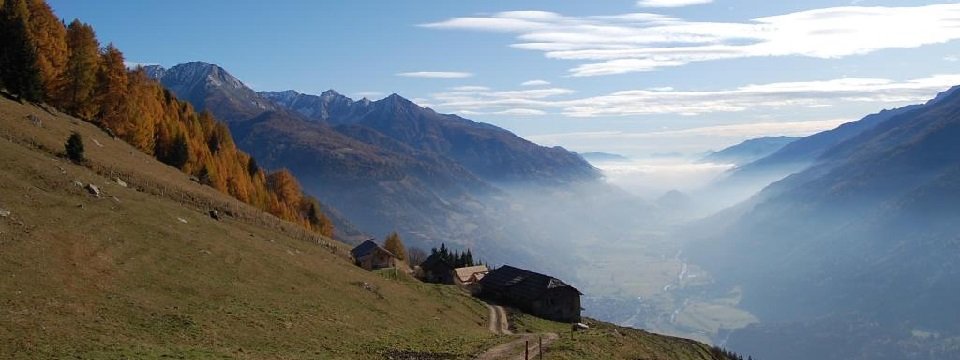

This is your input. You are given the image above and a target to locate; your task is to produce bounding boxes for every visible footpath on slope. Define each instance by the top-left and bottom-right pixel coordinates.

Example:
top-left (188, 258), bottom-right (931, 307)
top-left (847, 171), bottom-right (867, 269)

top-left (476, 304), bottom-right (559, 360)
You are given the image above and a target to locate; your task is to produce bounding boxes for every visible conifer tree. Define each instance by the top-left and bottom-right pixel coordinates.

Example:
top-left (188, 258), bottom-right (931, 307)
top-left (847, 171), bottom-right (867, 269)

top-left (158, 132), bottom-right (189, 169)
top-left (25, 0), bottom-right (67, 98)
top-left (65, 131), bottom-right (84, 163)
top-left (384, 232), bottom-right (406, 261)
top-left (267, 169), bottom-right (302, 208)
top-left (95, 44), bottom-right (128, 131)
top-left (246, 156), bottom-right (260, 177)
top-left (59, 19), bottom-right (98, 118)
top-left (0, 0), bottom-right (43, 102)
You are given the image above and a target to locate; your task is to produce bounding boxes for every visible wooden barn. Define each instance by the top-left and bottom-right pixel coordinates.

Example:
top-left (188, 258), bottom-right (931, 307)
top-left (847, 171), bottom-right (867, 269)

top-left (350, 239), bottom-right (398, 271)
top-left (479, 265), bottom-right (582, 323)
top-left (418, 253), bottom-right (455, 284)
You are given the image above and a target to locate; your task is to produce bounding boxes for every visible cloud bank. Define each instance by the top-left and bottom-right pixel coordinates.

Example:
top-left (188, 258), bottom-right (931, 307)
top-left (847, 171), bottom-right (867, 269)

top-left (427, 74), bottom-right (960, 117)
top-left (423, 4), bottom-right (960, 76)
top-left (636, 0), bottom-right (712, 8)
top-left (396, 71), bottom-right (474, 79)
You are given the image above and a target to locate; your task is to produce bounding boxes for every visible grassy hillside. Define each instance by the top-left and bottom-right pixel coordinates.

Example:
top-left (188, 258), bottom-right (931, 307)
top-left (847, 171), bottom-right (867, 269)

top-left (0, 97), bottom-right (733, 359)
top-left (0, 98), bottom-right (496, 359)
top-left (511, 313), bottom-right (735, 360)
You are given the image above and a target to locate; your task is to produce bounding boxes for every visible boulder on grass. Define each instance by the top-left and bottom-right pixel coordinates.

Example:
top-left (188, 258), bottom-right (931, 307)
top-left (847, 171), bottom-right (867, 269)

top-left (85, 184), bottom-right (101, 198)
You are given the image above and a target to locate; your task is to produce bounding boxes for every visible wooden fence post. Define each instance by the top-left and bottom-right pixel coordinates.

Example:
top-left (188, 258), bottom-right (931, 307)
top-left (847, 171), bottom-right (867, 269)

top-left (525, 340), bottom-right (529, 360)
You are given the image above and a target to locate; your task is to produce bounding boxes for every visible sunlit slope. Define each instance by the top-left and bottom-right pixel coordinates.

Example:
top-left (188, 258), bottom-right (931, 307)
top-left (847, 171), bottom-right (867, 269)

top-left (0, 97), bottom-right (737, 359)
top-left (0, 98), bottom-right (494, 359)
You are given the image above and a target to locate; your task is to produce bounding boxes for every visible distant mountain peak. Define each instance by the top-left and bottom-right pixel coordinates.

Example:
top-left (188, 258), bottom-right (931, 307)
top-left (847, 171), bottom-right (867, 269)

top-left (377, 93), bottom-right (418, 109)
top-left (320, 89), bottom-right (345, 98)
top-left (141, 64), bottom-right (166, 80)
top-left (166, 61), bottom-right (247, 91)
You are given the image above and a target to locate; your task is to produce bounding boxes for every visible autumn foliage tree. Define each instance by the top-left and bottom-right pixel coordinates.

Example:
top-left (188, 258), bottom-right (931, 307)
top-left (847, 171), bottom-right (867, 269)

top-left (384, 232), bottom-right (407, 261)
top-left (25, 0), bottom-right (66, 98)
top-left (0, 0), bottom-right (335, 238)
top-left (58, 19), bottom-right (99, 119)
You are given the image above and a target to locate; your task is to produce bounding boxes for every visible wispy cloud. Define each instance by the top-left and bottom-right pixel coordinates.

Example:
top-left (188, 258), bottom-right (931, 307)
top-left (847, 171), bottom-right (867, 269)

top-left (460, 108), bottom-right (548, 116)
top-left (124, 61), bottom-right (160, 69)
top-left (431, 87), bottom-right (575, 113)
top-left (426, 74), bottom-right (960, 117)
top-left (530, 119), bottom-right (848, 143)
top-left (423, 4), bottom-right (960, 76)
top-left (450, 85), bottom-right (491, 91)
top-left (521, 79), bottom-right (551, 86)
top-left (396, 71), bottom-right (474, 79)
top-left (636, 0), bottom-right (712, 8)
top-left (354, 91), bottom-right (384, 98)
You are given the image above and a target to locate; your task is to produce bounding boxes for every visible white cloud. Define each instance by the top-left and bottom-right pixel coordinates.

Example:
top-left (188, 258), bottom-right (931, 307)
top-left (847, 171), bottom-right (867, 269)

top-left (396, 71), bottom-right (474, 79)
top-left (459, 108), bottom-right (548, 116)
top-left (529, 119), bottom-right (848, 144)
top-left (124, 61), bottom-right (160, 69)
top-left (426, 74), bottom-right (960, 118)
top-left (521, 79), bottom-right (552, 86)
top-left (423, 4), bottom-right (960, 76)
top-left (450, 85), bottom-right (491, 91)
top-left (637, 0), bottom-right (712, 8)
top-left (354, 91), bottom-right (384, 98)
top-left (432, 87), bottom-right (575, 112)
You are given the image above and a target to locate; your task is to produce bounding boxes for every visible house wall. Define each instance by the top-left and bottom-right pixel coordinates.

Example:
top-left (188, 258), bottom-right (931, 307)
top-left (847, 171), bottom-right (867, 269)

top-left (423, 266), bottom-right (454, 284)
top-left (531, 287), bottom-right (581, 323)
top-left (357, 249), bottom-right (396, 270)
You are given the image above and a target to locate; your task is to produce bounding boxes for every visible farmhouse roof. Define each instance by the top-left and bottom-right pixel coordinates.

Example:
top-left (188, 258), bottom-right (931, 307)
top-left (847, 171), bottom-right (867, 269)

top-left (454, 265), bottom-right (489, 282)
top-left (351, 239), bottom-right (395, 259)
top-left (480, 265), bottom-right (581, 302)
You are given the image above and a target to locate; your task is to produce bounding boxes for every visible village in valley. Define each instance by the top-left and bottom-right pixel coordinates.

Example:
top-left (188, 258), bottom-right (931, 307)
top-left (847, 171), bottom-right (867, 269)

top-left (350, 236), bottom-right (583, 324)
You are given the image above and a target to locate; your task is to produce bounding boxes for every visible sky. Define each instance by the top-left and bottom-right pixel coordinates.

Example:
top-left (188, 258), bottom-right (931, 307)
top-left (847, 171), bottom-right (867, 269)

top-left (47, 0), bottom-right (960, 157)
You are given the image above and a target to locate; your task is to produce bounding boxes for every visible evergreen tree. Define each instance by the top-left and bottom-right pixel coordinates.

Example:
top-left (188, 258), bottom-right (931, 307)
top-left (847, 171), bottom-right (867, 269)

top-left (65, 131), bottom-right (84, 163)
top-left (246, 156), bottom-right (259, 177)
top-left (383, 232), bottom-right (406, 261)
top-left (158, 132), bottom-right (189, 169)
top-left (0, 0), bottom-right (43, 102)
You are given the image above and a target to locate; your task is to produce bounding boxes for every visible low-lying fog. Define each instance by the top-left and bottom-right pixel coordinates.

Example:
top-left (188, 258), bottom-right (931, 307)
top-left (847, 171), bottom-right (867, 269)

top-left (590, 157), bottom-right (734, 200)
top-left (484, 155), bottom-right (760, 346)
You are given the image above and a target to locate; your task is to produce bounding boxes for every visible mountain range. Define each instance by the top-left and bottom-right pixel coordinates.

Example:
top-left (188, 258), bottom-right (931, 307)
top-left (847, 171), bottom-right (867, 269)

top-left (686, 86), bottom-right (960, 360)
top-left (699, 136), bottom-right (798, 166)
top-left (143, 62), bottom-right (599, 259)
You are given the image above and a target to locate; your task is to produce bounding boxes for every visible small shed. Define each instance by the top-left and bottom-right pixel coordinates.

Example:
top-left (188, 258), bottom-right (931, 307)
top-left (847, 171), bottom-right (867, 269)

top-left (479, 265), bottom-right (582, 323)
top-left (454, 265), bottom-right (489, 286)
top-left (351, 240), bottom-right (398, 271)
top-left (419, 253), bottom-right (455, 284)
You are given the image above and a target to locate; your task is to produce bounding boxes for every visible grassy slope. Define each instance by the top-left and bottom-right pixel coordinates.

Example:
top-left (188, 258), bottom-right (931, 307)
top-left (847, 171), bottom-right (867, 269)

top-left (0, 97), bottom-right (731, 359)
top-left (512, 313), bottom-right (727, 360)
top-left (0, 98), bottom-right (495, 359)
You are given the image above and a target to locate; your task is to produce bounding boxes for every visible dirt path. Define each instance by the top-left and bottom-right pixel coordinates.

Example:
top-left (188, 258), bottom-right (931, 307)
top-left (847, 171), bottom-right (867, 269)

top-left (475, 333), bottom-right (559, 360)
top-left (479, 304), bottom-right (558, 359)
top-left (486, 304), bottom-right (512, 335)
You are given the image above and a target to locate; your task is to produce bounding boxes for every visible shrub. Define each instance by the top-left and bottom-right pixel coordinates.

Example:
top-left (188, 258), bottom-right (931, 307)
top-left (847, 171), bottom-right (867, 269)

top-left (65, 132), bottom-right (84, 163)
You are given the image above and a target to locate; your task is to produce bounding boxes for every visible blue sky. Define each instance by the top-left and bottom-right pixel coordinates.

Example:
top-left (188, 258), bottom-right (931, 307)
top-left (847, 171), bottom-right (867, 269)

top-left (47, 0), bottom-right (960, 157)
